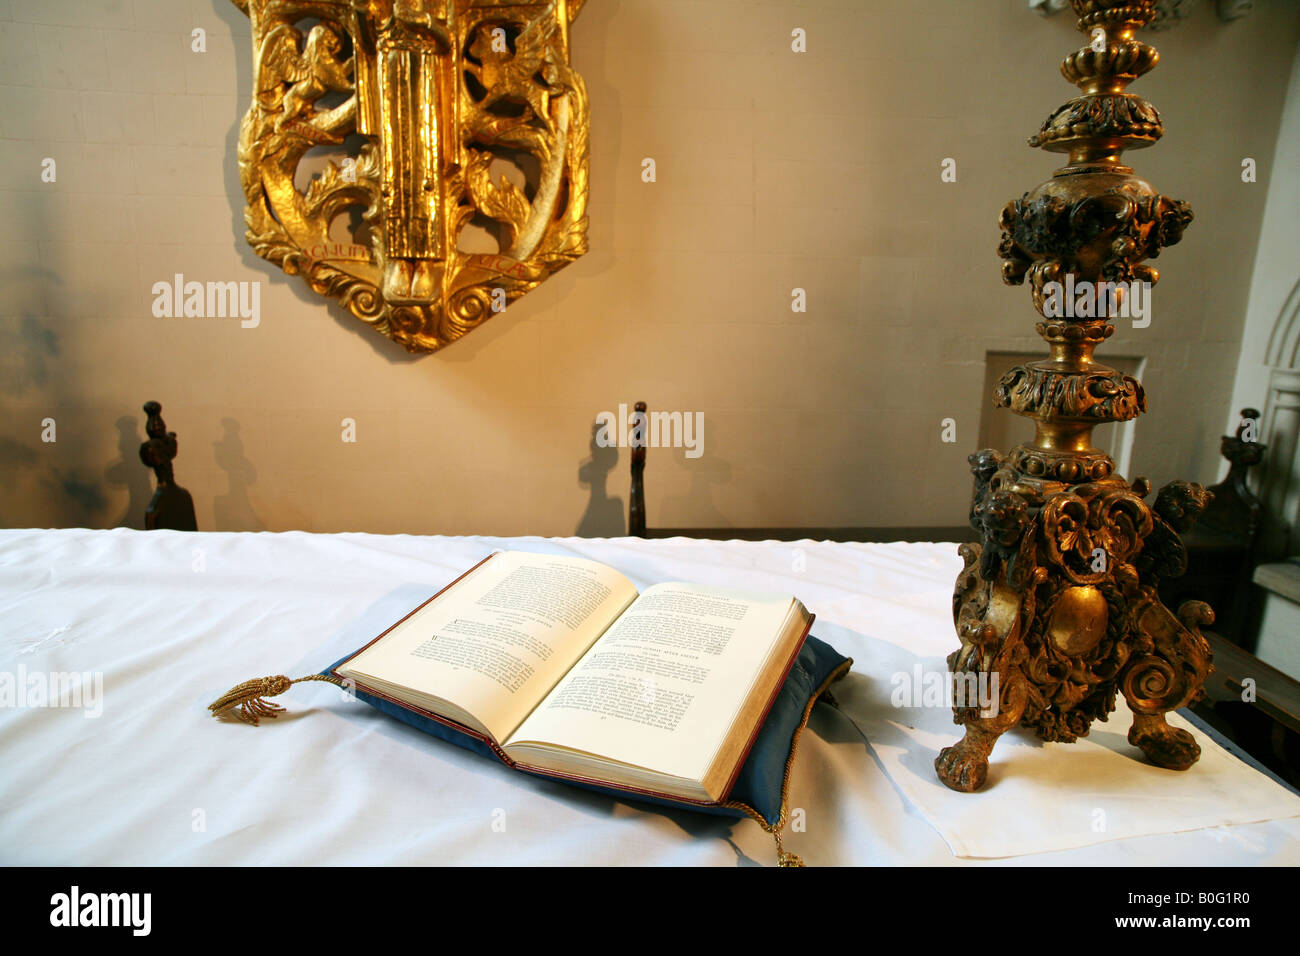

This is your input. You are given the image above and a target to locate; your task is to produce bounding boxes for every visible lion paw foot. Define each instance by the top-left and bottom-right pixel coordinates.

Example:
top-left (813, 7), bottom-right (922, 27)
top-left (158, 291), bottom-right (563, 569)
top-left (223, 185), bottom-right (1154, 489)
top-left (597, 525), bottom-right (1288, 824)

top-left (935, 741), bottom-right (990, 792)
top-left (1129, 722), bottom-right (1201, 771)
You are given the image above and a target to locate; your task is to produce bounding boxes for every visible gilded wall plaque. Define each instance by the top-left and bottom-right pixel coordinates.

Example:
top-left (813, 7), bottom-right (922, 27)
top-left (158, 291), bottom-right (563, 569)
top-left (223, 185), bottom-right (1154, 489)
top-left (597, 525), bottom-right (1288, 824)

top-left (231, 0), bottom-right (590, 352)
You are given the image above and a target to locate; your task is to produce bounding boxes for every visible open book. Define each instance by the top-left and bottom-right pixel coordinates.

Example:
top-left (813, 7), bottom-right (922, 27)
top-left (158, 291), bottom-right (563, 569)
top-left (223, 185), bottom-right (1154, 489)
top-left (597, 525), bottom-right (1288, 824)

top-left (333, 551), bottom-right (815, 804)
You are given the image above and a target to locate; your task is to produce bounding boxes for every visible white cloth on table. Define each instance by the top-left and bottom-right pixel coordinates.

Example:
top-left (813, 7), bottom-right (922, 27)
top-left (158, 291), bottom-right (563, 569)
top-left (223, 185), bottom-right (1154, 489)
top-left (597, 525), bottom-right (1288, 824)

top-left (0, 528), bottom-right (1296, 865)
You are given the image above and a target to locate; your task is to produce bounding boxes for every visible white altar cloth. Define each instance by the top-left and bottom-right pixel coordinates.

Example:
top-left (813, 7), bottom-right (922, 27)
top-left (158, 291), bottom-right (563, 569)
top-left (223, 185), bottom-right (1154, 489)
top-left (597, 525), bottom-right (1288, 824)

top-left (1, 528), bottom-right (1296, 866)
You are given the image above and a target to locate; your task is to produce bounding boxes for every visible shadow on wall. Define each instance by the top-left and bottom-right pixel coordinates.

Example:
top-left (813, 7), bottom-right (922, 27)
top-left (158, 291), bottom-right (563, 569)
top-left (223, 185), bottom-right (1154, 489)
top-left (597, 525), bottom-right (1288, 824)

top-left (0, 314), bottom-right (58, 526)
top-left (0, 437), bottom-right (38, 527)
top-left (575, 419), bottom-right (624, 536)
top-left (660, 456), bottom-right (733, 529)
top-left (2, 314), bottom-right (59, 397)
top-left (1, 312), bottom-right (113, 528)
top-left (40, 468), bottom-right (107, 528)
top-left (213, 417), bottom-right (265, 531)
top-left (104, 416), bottom-right (154, 530)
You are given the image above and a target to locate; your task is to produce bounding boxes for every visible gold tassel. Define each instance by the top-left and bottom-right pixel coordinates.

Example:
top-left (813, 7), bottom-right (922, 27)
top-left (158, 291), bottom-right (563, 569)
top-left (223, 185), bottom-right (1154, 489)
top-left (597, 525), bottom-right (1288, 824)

top-left (207, 673), bottom-right (344, 726)
top-left (773, 828), bottom-right (805, 867)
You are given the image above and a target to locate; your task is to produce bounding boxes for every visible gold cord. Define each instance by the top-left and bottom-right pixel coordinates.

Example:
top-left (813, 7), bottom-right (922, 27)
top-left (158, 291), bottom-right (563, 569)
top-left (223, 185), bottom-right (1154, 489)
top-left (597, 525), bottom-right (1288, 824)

top-left (207, 659), bottom-right (848, 868)
top-left (722, 658), bottom-right (853, 868)
top-left (207, 673), bottom-right (345, 726)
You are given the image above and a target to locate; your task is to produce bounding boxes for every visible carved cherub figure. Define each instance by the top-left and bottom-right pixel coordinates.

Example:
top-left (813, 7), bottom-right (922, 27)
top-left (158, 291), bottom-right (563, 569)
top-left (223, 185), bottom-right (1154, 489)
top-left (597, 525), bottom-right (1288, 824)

top-left (1135, 479), bottom-right (1212, 586)
top-left (257, 23), bottom-right (354, 130)
top-left (966, 448), bottom-right (1001, 529)
top-left (977, 489), bottom-right (1031, 581)
top-left (465, 1), bottom-right (571, 121)
top-left (1153, 480), bottom-right (1212, 534)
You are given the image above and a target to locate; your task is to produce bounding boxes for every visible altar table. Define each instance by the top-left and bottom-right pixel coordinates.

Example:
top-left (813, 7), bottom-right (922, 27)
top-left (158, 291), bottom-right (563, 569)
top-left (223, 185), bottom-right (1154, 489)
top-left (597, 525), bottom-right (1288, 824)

top-left (2, 529), bottom-right (1296, 866)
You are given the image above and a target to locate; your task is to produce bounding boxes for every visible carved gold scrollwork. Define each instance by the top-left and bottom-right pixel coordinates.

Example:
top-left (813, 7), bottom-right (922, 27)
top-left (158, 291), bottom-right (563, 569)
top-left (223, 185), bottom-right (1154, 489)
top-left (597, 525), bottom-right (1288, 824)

top-left (996, 363), bottom-right (1146, 421)
top-left (937, 0), bottom-right (1213, 792)
top-left (999, 185), bottom-right (1194, 314)
top-left (1122, 654), bottom-right (1182, 712)
top-left (1030, 94), bottom-right (1163, 149)
top-left (1037, 483), bottom-right (1154, 583)
top-left (230, 0), bottom-right (590, 353)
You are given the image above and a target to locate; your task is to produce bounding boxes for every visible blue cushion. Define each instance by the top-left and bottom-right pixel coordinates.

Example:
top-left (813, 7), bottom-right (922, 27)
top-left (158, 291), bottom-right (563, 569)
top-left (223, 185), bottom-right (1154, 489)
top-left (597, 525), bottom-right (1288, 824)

top-left (323, 634), bottom-right (850, 827)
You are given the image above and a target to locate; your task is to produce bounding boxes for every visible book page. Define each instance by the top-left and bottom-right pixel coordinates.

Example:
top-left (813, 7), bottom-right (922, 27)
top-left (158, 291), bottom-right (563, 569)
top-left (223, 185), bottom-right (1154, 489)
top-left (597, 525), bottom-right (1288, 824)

top-left (506, 582), bottom-right (796, 783)
top-left (337, 551), bottom-right (639, 743)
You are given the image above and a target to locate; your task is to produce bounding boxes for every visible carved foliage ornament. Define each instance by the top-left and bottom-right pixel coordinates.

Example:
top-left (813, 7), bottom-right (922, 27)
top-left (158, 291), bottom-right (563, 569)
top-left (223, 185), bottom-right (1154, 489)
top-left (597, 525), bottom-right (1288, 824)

top-left (936, 0), bottom-right (1215, 793)
top-left (1030, 0), bottom-right (1254, 25)
top-left (231, 0), bottom-right (590, 352)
